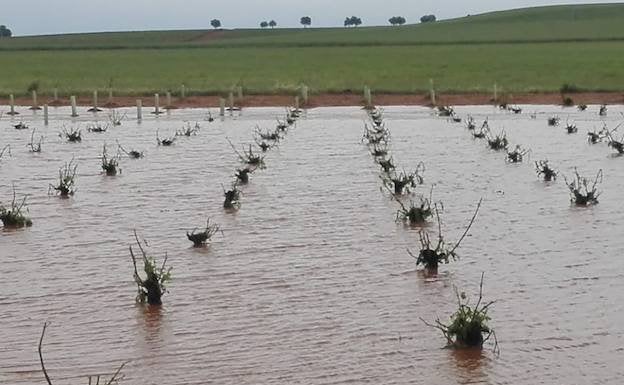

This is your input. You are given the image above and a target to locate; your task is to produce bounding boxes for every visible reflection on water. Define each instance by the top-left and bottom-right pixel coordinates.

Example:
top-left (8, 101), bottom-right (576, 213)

top-left (2, 104), bottom-right (624, 384)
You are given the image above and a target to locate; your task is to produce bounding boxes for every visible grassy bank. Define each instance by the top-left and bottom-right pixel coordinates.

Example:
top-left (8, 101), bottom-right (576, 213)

top-left (1, 42), bottom-right (623, 97)
top-left (1, 4), bottom-right (623, 96)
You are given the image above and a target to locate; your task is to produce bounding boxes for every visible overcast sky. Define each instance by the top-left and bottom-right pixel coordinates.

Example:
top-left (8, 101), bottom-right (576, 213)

top-left (3, 0), bottom-right (621, 36)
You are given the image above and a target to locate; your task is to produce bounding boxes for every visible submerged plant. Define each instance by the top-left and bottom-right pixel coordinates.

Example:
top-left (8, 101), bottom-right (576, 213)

top-left (378, 156), bottom-right (396, 174)
top-left (604, 129), bottom-right (624, 154)
top-left (129, 230), bottom-right (171, 305)
top-left (547, 116), bottom-right (560, 127)
top-left (599, 104), bottom-right (608, 116)
top-left (391, 185), bottom-right (436, 225)
top-left (117, 140), bottom-right (144, 159)
top-left (49, 159), bottom-right (77, 197)
top-left (0, 187), bottom-right (32, 228)
top-left (255, 139), bottom-right (276, 152)
top-left (370, 144), bottom-right (389, 158)
top-left (437, 106), bottom-right (454, 117)
top-left (506, 145), bottom-right (530, 163)
top-left (228, 138), bottom-right (265, 169)
top-left (235, 167), bottom-right (253, 184)
top-left (472, 120), bottom-right (489, 139)
top-left (223, 184), bottom-right (241, 209)
top-left (109, 110), bottom-right (126, 126)
top-left (509, 106), bottom-right (522, 114)
top-left (186, 218), bottom-right (222, 247)
top-left (363, 124), bottom-right (389, 145)
top-left (421, 273), bottom-right (498, 353)
top-left (587, 128), bottom-right (605, 144)
top-left (156, 129), bottom-right (176, 146)
top-left (255, 126), bottom-right (281, 142)
top-left (578, 104), bottom-right (588, 111)
top-left (486, 130), bottom-right (508, 151)
top-left (535, 160), bottom-right (557, 181)
top-left (101, 144), bottom-right (120, 176)
top-left (384, 166), bottom-right (425, 195)
top-left (176, 122), bottom-right (200, 137)
top-left (466, 116), bottom-right (476, 130)
top-left (27, 129), bottom-right (43, 153)
top-left (60, 126), bottom-right (82, 142)
top-left (564, 168), bottom-right (602, 206)
top-left (87, 123), bottom-right (108, 133)
top-left (14, 122), bottom-right (29, 130)
top-left (565, 122), bottom-right (578, 134)
top-left (407, 198), bottom-right (482, 272)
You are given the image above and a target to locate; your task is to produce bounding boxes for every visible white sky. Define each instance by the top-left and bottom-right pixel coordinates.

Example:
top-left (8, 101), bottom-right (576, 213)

top-left (2, 0), bottom-right (622, 36)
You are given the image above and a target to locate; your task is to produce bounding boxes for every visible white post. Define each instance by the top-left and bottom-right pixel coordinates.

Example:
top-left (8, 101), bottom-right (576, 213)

top-left (44, 104), bottom-right (49, 125)
top-left (31, 91), bottom-right (41, 110)
top-left (301, 85), bottom-right (309, 106)
top-left (494, 83), bottom-right (498, 103)
top-left (53, 88), bottom-right (59, 102)
top-left (295, 96), bottom-right (300, 110)
top-left (90, 90), bottom-right (99, 111)
top-left (108, 88), bottom-right (113, 104)
top-left (228, 92), bottom-right (234, 114)
top-left (8, 94), bottom-right (18, 115)
top-left (166, 92), bottom-right (172, 108)
top-left (430, 79), bottom-right (436, 106)
top-left (154, 93), bottom-right (160, 114)
top-left (236, 86), bottom-right (243, 100)
top-left (364, 86), bottom-right (372, 108)
top-left (181, 84), bottom-right (186, 99)
top-left (70, 96), bottom-right (78, 117)
top-left (137, 99), bottom-right (143, 121)
top-left (219, 98), bottom-right (225, 116)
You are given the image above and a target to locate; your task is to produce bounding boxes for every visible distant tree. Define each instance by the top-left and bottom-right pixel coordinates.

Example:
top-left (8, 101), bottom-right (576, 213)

top-left (260, 21), bottom-right (269, 28)
top-left (0, 25), bottom-right (12, 38)
top-left (389, 16), bottom-right (406, 26)
top-left (300, 16), bottom-right (312, 28)
top-left (269, 20), bottom-right (277, 28)
top-left (420, 15), bottom-right (436, 23)
top-left (210, 19), bottom-right (222, 29)
top-left (344, 16), bottom-right (362, 27)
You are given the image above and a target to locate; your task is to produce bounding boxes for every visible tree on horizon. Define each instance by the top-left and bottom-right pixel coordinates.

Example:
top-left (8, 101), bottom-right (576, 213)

top-left (0, 25), bottom-right (12, 37)
top-left (300, 16), bottom-right (312, 28)
top-left (210, 19), bottom-right (222, 29)
top-left (260, 21), bottom-right (269, 28)
top-left (269, 20), bottom-right (277, 28)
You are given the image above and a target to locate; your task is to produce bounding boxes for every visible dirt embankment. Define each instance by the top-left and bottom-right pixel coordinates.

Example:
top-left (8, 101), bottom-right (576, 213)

top-left (2, 92), bottom-right (623, 109)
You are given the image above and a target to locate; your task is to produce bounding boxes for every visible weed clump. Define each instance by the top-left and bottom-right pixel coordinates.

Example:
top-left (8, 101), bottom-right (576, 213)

top-left (60, 127), bottom-right (82, 142)
top-left (421, 273), bottom-right (498, 353)
top-left (407, 199), bottom-right (481, 272)
top-left (187, 218), bottom-right (221, 247)
top-left (564, 168), bottom-right (602, 206)
top-left (506, 145), bottom-right (530, 163)
top-left (49, 159), bottom-right (77, 197)
top-left (223, 184), bottom-right (241, 210)
top-left (535, 160), bottom-right (557, 181)
top-left (129, 230), bottom-right (171, 305)
top-left (0, 187), bottom-right (32, 228)
top-left (101, 144), bottom-right (120, 176)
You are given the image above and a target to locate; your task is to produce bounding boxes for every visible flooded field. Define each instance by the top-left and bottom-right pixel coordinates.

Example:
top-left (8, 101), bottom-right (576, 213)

top-left (1, 104), bottom-right (624, 385)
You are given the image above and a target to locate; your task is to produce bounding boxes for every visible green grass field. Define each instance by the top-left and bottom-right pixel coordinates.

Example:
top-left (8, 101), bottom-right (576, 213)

top-left (1, 4), bottom-right (624, 96)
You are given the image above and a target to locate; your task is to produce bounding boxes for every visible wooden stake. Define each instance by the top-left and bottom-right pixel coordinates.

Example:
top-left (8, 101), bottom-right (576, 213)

top-left (70, 96), bottom-right (78, 117)
top-left (136, 99), bottom-right (143, 121)
top-left (44, 104), bottom-right (49, 125)
top-left (8, 94), bottom-right (18, 115)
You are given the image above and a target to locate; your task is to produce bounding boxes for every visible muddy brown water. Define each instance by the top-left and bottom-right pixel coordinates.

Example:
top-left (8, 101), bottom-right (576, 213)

top-left (1, 105), bottom-right (623, 384)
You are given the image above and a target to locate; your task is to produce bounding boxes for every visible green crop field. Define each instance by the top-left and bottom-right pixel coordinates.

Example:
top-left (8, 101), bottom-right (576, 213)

top-left (1, 4), bottom-right (624, 97)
